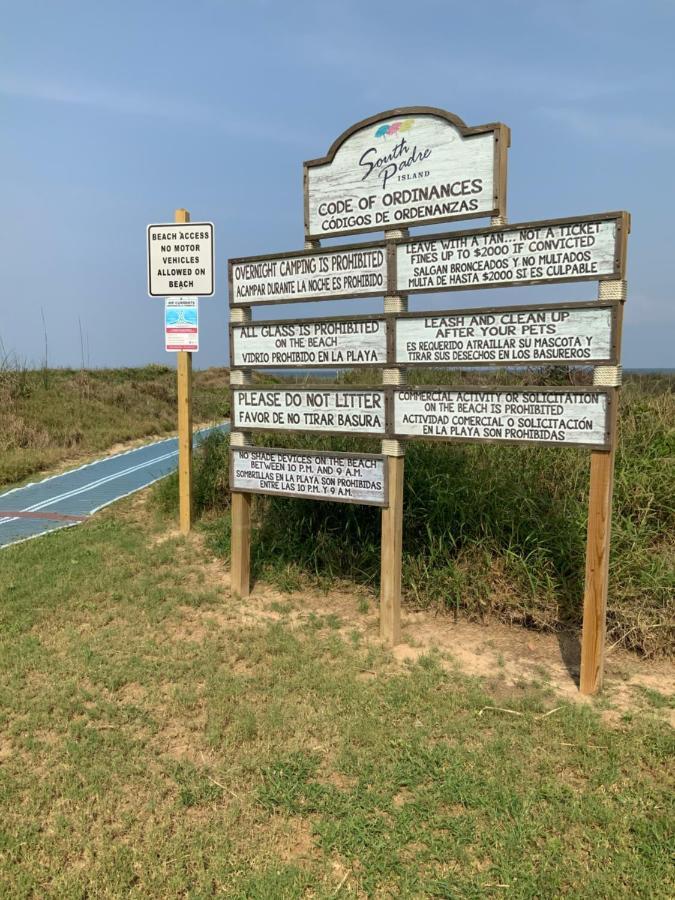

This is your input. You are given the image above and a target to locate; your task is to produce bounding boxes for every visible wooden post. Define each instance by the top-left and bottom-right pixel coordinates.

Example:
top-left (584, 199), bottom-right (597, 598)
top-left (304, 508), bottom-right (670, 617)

top-left (380, 228), bottom-right (408, 646)
top-left (229, 302), bottom-right (254, 598)
top-left (579, 280), bottom-right (626, 694)
top-left (380, 453), bottom-right (404, 645)
top-left (230, 489), bottom-right (252, 597)
top-left (174, 208), bottom-right (194, 534)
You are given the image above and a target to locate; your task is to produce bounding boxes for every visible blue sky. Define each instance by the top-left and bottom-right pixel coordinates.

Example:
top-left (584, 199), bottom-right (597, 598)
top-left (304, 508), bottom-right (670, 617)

top-left (2, 0), bottom-right (674, 369)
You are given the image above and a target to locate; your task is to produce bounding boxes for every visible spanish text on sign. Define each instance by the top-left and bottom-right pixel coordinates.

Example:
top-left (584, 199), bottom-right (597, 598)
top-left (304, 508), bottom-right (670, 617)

top-left (396, 215), bottom-right (623, 293)
top-left (231, 447), bottom-right (387, 506)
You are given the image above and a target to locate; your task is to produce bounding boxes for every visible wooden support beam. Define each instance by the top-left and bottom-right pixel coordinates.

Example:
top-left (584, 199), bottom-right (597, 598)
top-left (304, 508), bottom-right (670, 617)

top-left (580, 282), bottom-right (625, 694)
top-left (230, 489), bottom-right (252, 598)
top-left (380, 454), bottom-right (404, 645)
top-left (175, 207), bottom-right (193, 534)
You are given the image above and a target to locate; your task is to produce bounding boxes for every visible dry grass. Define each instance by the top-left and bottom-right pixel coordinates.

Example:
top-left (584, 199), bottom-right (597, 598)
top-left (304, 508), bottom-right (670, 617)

top-left (0, 362), bottom-right (229, 487)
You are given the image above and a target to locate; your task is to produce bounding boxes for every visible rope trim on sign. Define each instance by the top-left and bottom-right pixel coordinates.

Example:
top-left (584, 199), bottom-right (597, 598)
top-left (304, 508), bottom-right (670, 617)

top-left (593, 365), bottom-right (622, 387)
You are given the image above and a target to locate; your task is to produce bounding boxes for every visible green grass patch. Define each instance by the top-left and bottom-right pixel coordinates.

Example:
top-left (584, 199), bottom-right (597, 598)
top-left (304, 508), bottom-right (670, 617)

top-left (0, 505), bottom-right (673, 896)
top-left (165, 372), bottom-right (674, 656)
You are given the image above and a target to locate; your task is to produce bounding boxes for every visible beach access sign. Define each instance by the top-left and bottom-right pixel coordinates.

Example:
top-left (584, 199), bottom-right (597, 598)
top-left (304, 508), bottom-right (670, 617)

top-left (147, 222), bottom-right (214, 296)
top-left (304, 107), bottom-right (508, 239)
top-left (230, 447), bottom-right (387, 506)
top-left (165, 298), bottom-right (199, 352)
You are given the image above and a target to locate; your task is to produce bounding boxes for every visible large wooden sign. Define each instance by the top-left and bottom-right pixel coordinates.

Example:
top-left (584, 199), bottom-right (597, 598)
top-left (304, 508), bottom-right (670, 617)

top-left (396, 212), bottom-right (628, 294)
top-left (229, 243), bottom-right (386, 306)
top-left (230, 446), bottom-right (387, 506)
top-left (304, 107), bottom-right (509, 239)
top-left (232, 387), bottom-right (387, 435)
top-left (227, 102), bottom-right (631, 696)
top-left (393, 387), bottom-right (611, 449)
top-left (231, 316), bottom-right (387, 368)
top-left (395, 301), bottom-right (617, 367)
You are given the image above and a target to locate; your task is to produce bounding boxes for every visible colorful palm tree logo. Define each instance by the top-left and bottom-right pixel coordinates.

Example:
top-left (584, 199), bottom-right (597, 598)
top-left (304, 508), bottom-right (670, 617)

top-left (374, 119), bottom-right (415, 138)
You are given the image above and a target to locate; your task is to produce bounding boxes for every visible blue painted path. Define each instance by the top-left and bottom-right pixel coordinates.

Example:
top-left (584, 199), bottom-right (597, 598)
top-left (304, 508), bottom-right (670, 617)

top-left (0, 424), bottom-right (229, 549)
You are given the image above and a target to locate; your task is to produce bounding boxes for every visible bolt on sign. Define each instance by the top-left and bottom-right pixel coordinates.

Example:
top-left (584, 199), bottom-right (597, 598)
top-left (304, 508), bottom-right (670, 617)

top-left (304, 107), bottom-right (509, 239)
top-left (395, 212), bottom-right (627, 294)
top-left (231, 316), bottom-right (387, 368)
top-left (232, 387), bottom-right (387, 435)
top-left (230, 447), bottom-right (387, 506)
top-left (229, 243), bottom-right (386, 306)
top-left (147, 222), bottom-right (214, 296)
top-left (394, 302), bottom-right (617, 367)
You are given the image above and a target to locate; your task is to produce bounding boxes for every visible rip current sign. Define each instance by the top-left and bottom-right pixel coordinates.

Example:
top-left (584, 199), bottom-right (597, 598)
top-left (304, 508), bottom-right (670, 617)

top-left (148, 222), bottom-right (214, 296)
top-left (165, 297), bottom-right (199, 352)
top-left (304, 107), bottom-right (509, 239)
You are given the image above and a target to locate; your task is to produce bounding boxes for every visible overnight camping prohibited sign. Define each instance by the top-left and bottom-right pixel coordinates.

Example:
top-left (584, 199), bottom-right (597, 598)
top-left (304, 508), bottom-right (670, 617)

top-left (148, 222), bottom-right (214, 296)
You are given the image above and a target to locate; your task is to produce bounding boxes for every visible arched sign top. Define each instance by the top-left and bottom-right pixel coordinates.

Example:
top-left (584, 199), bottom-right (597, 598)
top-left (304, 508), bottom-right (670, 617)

top-left (303, 107), bottom-right (510, 241)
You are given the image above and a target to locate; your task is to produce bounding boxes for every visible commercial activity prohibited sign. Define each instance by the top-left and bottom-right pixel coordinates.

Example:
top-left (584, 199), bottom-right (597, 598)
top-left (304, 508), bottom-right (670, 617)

top-left (148, 222), bottom-right (214, 297)
top-left (392, 387), bottom-right (612, 450)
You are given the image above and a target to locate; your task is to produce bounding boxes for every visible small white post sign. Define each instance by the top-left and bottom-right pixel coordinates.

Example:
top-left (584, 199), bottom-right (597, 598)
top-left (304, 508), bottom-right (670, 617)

top-left (304, 107), bottom-right (508, 239)
top-left (230, 447), bottom-right (387, 506)
top-left (229, 245), bottom-right (386, 306)
top-left (231, 318), bottom-right (387, 368)
top-left (148, 222), bottom-right (214, 297)
top-left (396, 213), bottom-right (626, 294)
top-left (395, 303), bottom-right (616, 366)
top-left (232, 388), bottom-right (386, 435)
top-left (165, 297), bottom-right (199, 352)
top-left (393, 387), bottom-right (611, 449)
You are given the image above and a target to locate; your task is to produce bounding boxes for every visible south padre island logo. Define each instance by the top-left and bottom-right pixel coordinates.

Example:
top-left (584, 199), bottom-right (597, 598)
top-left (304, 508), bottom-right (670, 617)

top-left (374, 118), bottom-right (415, 138)
top-left (360, 118), bottom-right (431, 190)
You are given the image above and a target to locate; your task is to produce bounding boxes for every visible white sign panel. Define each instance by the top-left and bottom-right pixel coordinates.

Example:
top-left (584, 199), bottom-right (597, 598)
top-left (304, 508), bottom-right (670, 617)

top-left (305, 110), bottom-right (506, 238)
top-left (232, 318), bottom-right (387, 368)
top-left (231, 447), bottom-right (387, 506)
top-left (396, 215), bottom-right (623, 294)
top-left (230, 245), bottom-right (386, 306)
top-left (394, 388), bottom-right (610, 448)
top-left (165, 297), bottom-right (199, 352)
top-left (232, 388), bottom-right (386, 435)
top-left (396, 303), bottom-right (616, 366)
top-left (148, 222), bottom-right (214, 297)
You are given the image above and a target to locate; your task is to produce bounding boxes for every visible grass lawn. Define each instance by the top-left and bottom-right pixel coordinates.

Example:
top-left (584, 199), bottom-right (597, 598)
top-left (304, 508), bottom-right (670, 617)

top-left (0, 497), bottom-right (672, 898)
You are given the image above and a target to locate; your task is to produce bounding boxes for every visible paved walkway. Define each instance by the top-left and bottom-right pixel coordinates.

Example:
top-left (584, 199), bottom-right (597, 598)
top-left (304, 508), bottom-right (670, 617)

top-left (0, 424), bottom-right (229, 549)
